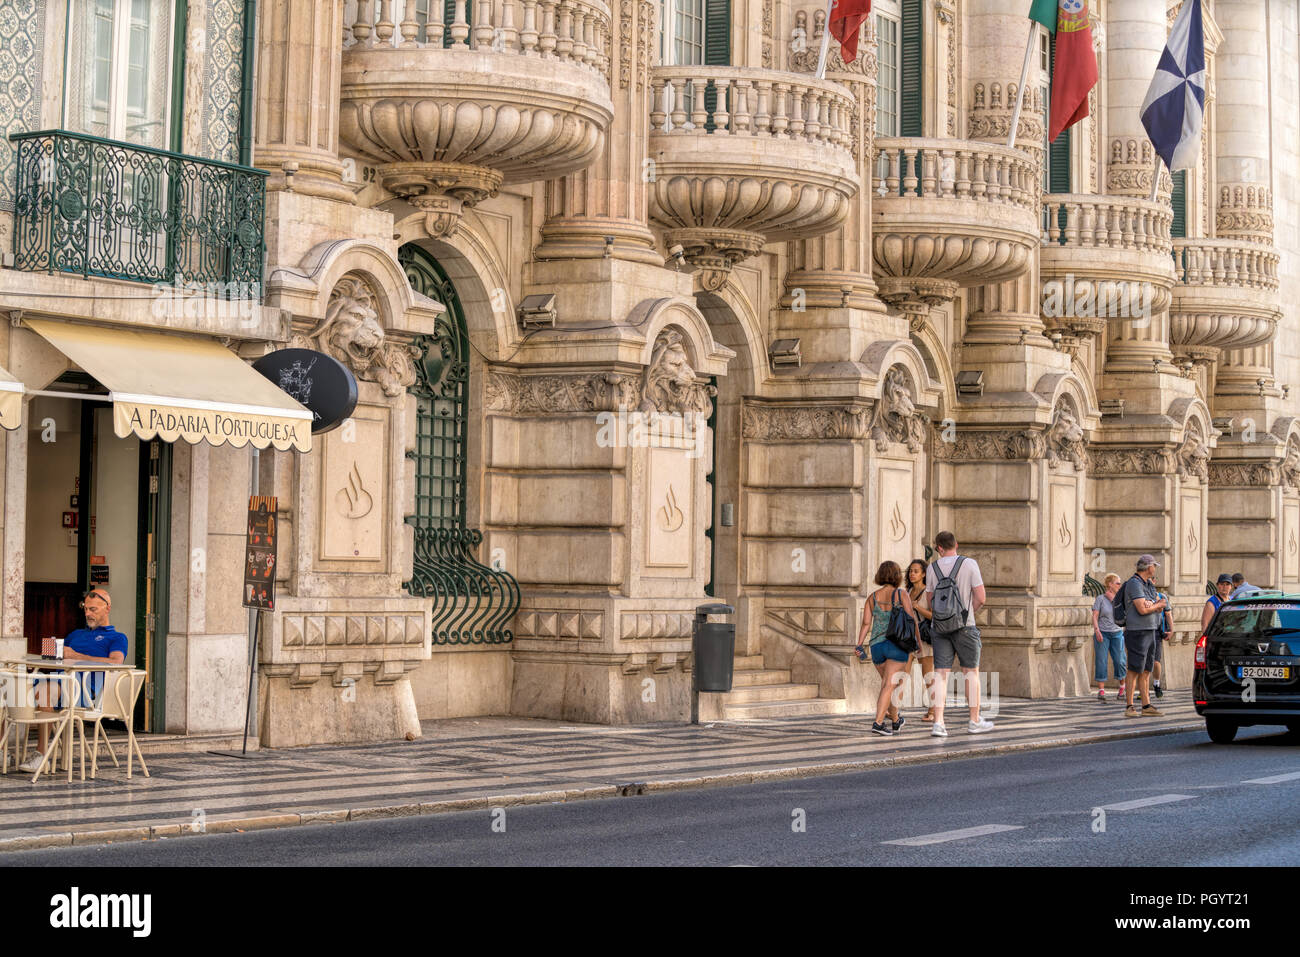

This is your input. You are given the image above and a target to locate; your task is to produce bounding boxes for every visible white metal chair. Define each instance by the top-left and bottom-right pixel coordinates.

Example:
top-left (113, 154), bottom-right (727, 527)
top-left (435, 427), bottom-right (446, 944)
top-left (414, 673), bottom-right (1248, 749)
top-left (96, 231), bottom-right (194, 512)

top-left (1, 671), bottom-right (81, 783)
top-left (72, 669), bottom-right (148, 778)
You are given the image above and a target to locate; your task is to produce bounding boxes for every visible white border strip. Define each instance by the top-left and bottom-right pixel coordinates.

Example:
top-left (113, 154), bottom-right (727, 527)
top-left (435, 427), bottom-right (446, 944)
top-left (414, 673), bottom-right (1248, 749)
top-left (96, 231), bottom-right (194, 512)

top-left (112, 392), bottom-right (313, 422)
top-left (0, 380), bottom-right (22, 394)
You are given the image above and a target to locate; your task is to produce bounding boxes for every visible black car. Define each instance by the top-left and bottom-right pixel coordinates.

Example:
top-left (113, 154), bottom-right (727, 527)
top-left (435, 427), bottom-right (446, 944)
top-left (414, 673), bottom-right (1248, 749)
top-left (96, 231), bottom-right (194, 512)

top-left (1194, 593), bottom-right (1300, 743)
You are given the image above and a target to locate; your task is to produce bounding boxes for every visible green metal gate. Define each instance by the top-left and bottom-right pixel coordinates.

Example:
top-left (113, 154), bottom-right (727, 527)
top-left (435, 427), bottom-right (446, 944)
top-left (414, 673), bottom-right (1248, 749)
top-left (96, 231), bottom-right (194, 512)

top-left (399, 244), bottom-right (520, 644)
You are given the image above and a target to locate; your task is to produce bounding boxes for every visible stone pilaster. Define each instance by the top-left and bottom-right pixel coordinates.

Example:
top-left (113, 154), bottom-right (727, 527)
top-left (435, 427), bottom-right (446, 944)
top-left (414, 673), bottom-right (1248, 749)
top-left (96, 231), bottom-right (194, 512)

top-left (254, 0), bottom-right (354, 203)
top-left (533, 0), bottom-right (660, 263)
top-left (1105, 0), bottom-right (1172, 200)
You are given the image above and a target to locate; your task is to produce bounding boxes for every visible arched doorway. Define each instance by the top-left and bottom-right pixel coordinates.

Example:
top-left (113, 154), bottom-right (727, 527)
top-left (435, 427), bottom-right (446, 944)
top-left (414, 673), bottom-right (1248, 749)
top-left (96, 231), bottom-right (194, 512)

top-left (397, 243), bottom-right (520, 644)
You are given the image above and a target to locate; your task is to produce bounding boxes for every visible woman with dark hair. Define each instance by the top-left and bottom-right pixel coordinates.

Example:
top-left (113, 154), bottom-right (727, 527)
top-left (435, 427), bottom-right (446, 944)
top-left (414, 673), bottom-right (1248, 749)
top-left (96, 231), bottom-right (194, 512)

top-left (906, 558), bottom-right (937, 722)
top-left (855, 560), bottom-right (920, 736)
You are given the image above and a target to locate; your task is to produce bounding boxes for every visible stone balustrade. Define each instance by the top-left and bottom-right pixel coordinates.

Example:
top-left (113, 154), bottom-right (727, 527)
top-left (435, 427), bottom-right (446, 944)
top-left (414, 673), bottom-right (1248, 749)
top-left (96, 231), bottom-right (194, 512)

top-left (869, 137), bottom-right (1040, 310)
top-left (1173, 238), bottom-right (1279, 290)
top-left (646, 66), bottom-right (859, 290)
top-left (648, 67), bottom-right (855, 155)
top-left (339, 0), bottom-right (614, 235)
top-left (1038, 194), bottom-right (1176, 326)
top-left (1169, 237), bottom-right (1281, 361)
top-left (1042, 194), bottom-right (1172, 253)
top-left (873, 137), bottom-right (1038, 210)
top-left (344, 0), bottom-right (610, 72)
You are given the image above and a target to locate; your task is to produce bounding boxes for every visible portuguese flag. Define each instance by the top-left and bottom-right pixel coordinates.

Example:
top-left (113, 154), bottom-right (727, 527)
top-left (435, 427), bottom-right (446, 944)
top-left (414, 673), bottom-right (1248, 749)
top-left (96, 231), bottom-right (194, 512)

top-left (829, 0), bottom-right (872, 64)
top-left (1031, 0), bottom-right (1098, 142)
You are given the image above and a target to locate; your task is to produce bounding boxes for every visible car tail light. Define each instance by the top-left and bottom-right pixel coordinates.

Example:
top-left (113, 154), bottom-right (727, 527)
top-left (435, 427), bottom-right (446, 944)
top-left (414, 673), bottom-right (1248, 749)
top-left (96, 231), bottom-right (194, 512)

top-left (1194, 634), bottom-right (1208, 669)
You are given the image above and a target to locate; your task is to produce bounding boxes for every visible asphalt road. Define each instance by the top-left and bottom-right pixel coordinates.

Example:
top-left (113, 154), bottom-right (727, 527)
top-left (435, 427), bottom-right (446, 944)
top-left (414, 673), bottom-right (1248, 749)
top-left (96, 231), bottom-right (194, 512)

top-left (6, 726), bottom-right (1299, 866)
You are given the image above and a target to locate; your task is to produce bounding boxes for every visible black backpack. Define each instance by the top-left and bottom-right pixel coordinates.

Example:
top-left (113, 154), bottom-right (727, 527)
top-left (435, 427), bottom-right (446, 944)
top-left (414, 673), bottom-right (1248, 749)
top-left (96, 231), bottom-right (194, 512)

top-left (930, 556), bottom-right (969, 635)
top-left (1112, 574), bottom-right (1142, 628)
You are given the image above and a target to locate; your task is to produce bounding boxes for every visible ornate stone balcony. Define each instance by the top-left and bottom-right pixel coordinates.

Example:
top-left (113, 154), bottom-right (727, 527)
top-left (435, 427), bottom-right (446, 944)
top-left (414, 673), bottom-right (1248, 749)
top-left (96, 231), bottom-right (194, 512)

top-left (870, 138), bottom-right (1039, 314)
top-left (339, 0), bottom-right (613, 235)
top-left (1039, 195), bottom-right (1175, 343)
top-left (1169, 238), bottom-right (1280, 362)
top-left (647, 67), bottom-right (859, 290)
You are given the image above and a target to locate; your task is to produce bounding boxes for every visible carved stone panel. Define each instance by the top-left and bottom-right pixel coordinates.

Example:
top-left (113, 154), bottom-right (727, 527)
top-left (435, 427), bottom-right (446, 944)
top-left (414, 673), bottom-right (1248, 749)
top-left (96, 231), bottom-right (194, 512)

top-left (320, 405), bottom-right (388, 563)
top-left (1179, 490), bottom-right (1202, 582)
top-left (1285, 502), bottom-right (1300, 582)
top-left (877, 464), bottom-right (914, 567)
top-left (1048, 482), bottom-right (1077, 578)
top-left (644, 447), bottom-right (693, 572)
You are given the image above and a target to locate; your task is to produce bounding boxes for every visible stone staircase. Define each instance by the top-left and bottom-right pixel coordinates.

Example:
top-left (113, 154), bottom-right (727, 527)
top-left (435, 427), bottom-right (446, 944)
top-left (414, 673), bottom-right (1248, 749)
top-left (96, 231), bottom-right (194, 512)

top-left (718, 654), bottom-right (848, 720)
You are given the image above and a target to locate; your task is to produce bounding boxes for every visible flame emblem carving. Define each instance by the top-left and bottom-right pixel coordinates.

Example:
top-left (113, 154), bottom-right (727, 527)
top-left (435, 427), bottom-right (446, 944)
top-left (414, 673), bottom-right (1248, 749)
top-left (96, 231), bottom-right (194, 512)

top-left (336, 462), bottom-right (374, 519)
top-left (888, 502), bottom-right (907, 542)
top-left (1056, 512), bottom-right (1072, 547)
top-left (1289, 526), bottom-right (1297, 556)
top-left (658, 484), bottom-right (685, 532)
top-left (1186, 520), bottom-right (1198, 553)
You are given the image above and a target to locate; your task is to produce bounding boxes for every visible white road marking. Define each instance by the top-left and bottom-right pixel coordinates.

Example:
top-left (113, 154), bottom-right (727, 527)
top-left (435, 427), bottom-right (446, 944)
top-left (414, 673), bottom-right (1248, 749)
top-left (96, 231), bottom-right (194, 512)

top-left (1242, 771), bottom-right (1300, 785)
top-left (1096, 794), bottom-right (1194, 811)
top-left (883, 824), bottom-right (1024, 846)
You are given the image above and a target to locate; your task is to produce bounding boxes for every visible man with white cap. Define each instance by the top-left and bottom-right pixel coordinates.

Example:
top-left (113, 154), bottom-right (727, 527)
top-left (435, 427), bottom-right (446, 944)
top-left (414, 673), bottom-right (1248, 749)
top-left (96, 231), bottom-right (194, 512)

top-left (1119, 555), bottom-right (1167, 718)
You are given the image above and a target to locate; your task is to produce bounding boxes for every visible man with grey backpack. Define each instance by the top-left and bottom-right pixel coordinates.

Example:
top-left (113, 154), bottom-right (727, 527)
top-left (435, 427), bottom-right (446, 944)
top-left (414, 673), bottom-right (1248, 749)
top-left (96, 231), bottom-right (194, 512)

top-left (925, 531), bottom-right (993, 737)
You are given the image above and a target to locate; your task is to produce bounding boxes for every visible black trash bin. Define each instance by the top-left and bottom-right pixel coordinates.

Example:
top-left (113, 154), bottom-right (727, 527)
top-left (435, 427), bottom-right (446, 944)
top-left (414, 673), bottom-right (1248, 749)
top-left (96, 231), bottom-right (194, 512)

top-left (693, 602), bottom-right (735, 693)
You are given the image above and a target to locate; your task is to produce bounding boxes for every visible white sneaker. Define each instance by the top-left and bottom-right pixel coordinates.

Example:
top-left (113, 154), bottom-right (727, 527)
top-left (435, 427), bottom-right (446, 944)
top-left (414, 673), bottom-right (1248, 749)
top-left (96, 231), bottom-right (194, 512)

top-left (968, 717), bottom-right (995, 734)
top-left (18, 752), bottom-right (45, 773)
top-left (930, 723), bottom-right (948, 737)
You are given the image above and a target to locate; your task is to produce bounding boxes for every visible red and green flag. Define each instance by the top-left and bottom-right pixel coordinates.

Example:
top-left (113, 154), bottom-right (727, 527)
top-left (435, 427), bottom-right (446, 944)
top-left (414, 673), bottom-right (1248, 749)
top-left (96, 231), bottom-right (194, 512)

top-left (1031, 0), bottom-right (1098, 142)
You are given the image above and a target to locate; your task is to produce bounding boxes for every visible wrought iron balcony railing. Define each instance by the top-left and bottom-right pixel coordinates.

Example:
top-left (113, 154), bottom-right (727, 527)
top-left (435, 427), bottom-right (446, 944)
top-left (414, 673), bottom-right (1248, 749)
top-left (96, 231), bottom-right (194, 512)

top-left (9, 130), bottom-right (267, 290)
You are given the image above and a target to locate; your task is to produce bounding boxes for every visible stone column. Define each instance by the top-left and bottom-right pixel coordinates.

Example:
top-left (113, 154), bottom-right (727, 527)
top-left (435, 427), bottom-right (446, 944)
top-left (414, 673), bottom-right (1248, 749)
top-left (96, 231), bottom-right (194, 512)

top-left (1213, 0), bottom-right (1277, 397)
top-left (253, 0), bottom-right (354, 203)
top-left (1105, 0), bottom-right (1170, 200)
top-left (532, 0), bottom-right (660, 263)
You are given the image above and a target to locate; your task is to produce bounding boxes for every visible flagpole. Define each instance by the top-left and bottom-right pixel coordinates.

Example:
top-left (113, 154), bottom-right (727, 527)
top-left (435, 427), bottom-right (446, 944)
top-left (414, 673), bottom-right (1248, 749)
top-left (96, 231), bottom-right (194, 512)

top-left (1148, 154), bottom-right (1163, 203)
top-left (1007, 22), bottom-right (1038, 150)
top-left (814, 0), bottom-right (834, 80)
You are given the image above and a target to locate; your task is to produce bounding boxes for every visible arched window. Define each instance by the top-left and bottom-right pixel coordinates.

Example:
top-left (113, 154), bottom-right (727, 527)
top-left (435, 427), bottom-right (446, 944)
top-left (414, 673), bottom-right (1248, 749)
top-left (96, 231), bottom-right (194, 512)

top-left (399, 243), bottom-right (519, 645)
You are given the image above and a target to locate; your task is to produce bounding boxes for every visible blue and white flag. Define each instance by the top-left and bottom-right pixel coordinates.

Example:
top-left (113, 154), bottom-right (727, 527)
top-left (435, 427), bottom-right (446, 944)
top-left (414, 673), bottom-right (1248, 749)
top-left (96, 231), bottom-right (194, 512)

top-left (1141, 0), bottom-right (1205, 171)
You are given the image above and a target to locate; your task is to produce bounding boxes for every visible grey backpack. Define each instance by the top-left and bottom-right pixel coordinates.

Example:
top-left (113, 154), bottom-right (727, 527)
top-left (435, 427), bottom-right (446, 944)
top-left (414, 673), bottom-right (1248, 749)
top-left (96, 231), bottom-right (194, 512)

top-left (930, 556), bottom-right (968, 635)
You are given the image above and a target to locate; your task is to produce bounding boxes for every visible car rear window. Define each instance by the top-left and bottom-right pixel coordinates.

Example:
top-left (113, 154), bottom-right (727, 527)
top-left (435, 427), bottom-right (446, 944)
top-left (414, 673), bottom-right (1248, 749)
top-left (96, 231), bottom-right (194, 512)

top-left (1209, 603), bottom-right (1300, 638)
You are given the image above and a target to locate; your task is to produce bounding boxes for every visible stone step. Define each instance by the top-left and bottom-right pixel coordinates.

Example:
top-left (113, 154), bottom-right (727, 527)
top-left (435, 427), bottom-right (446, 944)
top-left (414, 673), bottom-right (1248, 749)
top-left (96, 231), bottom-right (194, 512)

top-left (721, 697), bottom-right (849, 720)
top-left (733, 655), bottom-right (766, 670)
top-left (731, 668), bottom-right (792, 688)
top-left (722, 682), bottom-right (823, 704)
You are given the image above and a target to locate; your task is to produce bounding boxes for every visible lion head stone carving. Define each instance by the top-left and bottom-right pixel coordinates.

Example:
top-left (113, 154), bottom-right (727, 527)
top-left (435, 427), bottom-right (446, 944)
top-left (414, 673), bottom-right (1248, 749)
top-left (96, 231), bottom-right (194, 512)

top-left (871, 367), bottom-right (926, 453)
top-left (641, 329), bottom-right (709, 415)
top-left (306, 276), bottom-right (416, 397)
top-left (1047, 404), bottom-right (1088, 470)
top-left (1176, 421), bottom-right (1211, 481)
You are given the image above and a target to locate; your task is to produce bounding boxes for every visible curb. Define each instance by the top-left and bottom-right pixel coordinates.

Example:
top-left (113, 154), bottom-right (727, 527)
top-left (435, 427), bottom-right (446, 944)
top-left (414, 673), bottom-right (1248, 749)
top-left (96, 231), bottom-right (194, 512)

top-left (0, 720), bottom-right (1204, 854)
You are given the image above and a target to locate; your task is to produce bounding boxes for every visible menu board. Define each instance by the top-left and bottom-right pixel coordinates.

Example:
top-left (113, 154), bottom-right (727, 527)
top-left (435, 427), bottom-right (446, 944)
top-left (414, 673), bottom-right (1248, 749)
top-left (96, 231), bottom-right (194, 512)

top-left (243, 496), bottom-right (278, 610)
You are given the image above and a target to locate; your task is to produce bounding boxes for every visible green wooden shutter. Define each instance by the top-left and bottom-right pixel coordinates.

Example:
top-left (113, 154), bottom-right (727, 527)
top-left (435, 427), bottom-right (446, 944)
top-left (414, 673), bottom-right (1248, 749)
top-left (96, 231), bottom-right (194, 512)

top-left (1047, 32), bottom-right (1070, 194)
top-left (1171, 169), bottom-right (1187, 238)
top-left (444, 0), bottom-right (473, 47)
top-left (703, 0), bottom-right (730, 130)
top-left (900, 0), bottom-right (923, 136)
top-left (704, 0), bottom-right (730, 65)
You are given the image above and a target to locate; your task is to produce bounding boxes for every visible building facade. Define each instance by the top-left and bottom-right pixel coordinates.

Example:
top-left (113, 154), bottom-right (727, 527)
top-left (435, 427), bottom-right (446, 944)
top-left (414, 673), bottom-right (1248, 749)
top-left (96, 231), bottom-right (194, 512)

top-left (0, 0), bottom-right (1295, 744)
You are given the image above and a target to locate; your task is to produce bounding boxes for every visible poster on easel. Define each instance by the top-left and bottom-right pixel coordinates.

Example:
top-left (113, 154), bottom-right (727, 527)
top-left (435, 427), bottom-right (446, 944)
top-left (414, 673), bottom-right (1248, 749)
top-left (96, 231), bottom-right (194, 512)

top-left (243, 495), bottom-right (278, 610)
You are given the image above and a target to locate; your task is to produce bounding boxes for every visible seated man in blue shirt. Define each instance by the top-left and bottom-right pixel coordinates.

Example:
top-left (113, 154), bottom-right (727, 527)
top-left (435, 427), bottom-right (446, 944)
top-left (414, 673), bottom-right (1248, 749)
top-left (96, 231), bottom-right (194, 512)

top-left (20, 588), bottom-right (129, 773)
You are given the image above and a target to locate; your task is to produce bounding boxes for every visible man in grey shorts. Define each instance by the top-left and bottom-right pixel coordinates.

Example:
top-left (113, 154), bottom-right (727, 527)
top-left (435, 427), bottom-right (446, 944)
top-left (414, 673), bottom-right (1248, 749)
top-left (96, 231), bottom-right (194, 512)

top-left (1120, 554), bottom-right (1168, 718)
top-left (924, 531), bottom-right (992, 736)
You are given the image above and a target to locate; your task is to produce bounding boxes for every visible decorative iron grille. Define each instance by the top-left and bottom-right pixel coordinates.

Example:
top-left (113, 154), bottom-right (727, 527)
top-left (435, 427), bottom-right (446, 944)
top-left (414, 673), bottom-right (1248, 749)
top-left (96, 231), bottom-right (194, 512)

top-left (9, 129), bottom-right (266, 290)
top-left (400, 243), bottom-right (519, 644)
top-left (1083, 573), bottom-right (1104, 597)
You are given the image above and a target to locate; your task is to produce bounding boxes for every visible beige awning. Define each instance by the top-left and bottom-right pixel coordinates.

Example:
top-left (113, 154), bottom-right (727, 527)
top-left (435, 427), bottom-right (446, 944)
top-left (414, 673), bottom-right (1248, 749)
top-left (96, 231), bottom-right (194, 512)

top-left (26, 320), bottom-right (313, 453)
top-left (0, 365), bottom-right (22, 432)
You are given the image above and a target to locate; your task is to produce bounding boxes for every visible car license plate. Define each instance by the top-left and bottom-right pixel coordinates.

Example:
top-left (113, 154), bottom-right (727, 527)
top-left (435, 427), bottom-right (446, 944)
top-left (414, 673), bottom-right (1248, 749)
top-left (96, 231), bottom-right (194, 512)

top-left (1240, 666), bottom-right (1290, 679)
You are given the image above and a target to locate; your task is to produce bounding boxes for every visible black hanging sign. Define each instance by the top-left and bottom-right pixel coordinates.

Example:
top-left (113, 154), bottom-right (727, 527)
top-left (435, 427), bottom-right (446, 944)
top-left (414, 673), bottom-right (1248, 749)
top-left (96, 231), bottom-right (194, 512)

top-left (253, 348), bottom-right (358, 435)
top-left (243, 495), bottom-right (278, 610)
